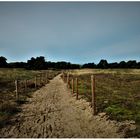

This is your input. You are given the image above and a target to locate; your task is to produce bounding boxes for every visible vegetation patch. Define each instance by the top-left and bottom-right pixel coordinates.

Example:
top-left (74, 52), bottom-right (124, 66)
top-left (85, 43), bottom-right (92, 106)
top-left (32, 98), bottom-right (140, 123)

top-left (105, 105), bottom-right (133, 121)
top-left (0, 68), bottom-right (60, 129)
top-left (67, 69), bottom-right (140, 137)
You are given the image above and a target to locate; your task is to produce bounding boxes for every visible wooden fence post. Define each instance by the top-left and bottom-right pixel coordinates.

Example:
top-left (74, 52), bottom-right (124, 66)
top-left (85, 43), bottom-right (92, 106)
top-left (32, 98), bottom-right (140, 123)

top-left (84, 82), bottom-right (85, 95)
top-left (39, 74), bottom-right (41, 85)
top-left (45, 73), bottom-right (47, 84)
top-left (76, 77), bottom-right (78, 100)
top-left (72, 78), bottom-right (74, 94)
top-left (41, 73), bottom-right (43, 84)
top-left (67, 73), bottom-right (69, 88)
top-left (35, 76), bottom-right (37, 88)
top-left (26, 79), bottom-right (28, 87)
top-left (42, 73), bottom-right (44, 84)
top-left (24, 79), bottom-right (27, 92)
top-left (15, 80), bottom-right (19, 100)
top-left (47, 72), bottom-right (49, 81)
top-left (42, 73), bottom-right (44, 85)
top-left (62, 72), bottom-right (64, 81)
top-left (91, 75), bottom-right (96, 115)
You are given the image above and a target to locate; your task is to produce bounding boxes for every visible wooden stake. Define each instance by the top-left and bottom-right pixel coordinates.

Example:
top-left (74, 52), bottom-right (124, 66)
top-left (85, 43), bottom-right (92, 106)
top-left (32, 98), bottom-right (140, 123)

top-left (45, 73), bottom-right (47, 84)
top-left (35, 76), bottom-right (37, 88)
top-left (48, 72), bottom-right (49, 80)
top-left (42, 73), bottom-right (45, 84)
top-left (72, 78), bottom-right (74, 94)
top-left (24, 79), bottom-right (27, 92)
top-left (40, 74), bottom-right (41, 85)
top-left (15, 80), bottom-right (19, 100)
top-left (91, 75), bottom-right (96, 115)
top-left (84, 82), bottom-right (86, 95)
top-left (26, 79), bottom-right (28, 87)
top-left (62, 72), bottom-right (64, 81)
top-left (76, 77), bottom-right (78, 100)
top-left (67, 73), bottom-right (69, 88)
top-left (41, 73), bottom-right (43, 83)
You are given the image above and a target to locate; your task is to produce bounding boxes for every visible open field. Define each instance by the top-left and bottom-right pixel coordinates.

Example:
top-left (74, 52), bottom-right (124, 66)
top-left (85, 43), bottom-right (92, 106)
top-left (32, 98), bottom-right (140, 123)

top-left (0, 68), bottom-right (60, 129)
top-left (64, 69), bottom-right (140, 137)
top-left (0, 68), bottom-right (139, 138)
top-left (0, 74), bottom-right (127, 138)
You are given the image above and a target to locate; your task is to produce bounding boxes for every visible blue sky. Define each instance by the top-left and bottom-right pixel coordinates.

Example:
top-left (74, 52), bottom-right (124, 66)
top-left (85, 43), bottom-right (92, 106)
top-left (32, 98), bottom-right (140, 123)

top-left (0, 2), bottom-right (140, 64)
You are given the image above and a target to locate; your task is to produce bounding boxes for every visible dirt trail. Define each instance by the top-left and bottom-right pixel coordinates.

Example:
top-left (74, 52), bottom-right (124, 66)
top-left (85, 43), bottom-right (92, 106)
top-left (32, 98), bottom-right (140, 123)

top-left (0, 74), bottom-right (126, 138)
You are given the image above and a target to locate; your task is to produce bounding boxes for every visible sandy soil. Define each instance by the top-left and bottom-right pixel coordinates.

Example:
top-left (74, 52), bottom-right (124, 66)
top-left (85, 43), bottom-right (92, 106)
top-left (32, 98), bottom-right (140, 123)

top-left (0, 74), bottom-right (133, 138)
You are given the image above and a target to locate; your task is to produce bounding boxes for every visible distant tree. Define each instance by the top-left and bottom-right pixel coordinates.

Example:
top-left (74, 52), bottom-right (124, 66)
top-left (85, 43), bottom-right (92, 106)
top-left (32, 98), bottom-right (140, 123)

top-left (55, 61), bottom-right (68, 69)
top-left (0, 56), bottom-right (7, 67)
top-left (46, 61), bottom-right (55, 69)
top-left (108, 62), bottom-right (118, 68)
top-left (126, 60), bottom-right (137, 68)
top-left (8, 62), bottom-right (27, 68)
top-left (35, 56), bottom-right (46, 69)
top-left (1, 54), bottom-right (139, 69)
top-left (70, 63), bottom-right (81, 69)
top-left (52, 61), bottom-right (80, 69)
top-left (44, 61), bottom-right (80, 69)
top-left (119, 61), bottom-right (126, 68)
top-left (27, 56), bottom-right (46, 70)
top-left (137, 62), bottom-right (140, 68)
top-left (82, 63), bottom-right (96, 68)
top-left (97, 59), bottom-right (108, 69)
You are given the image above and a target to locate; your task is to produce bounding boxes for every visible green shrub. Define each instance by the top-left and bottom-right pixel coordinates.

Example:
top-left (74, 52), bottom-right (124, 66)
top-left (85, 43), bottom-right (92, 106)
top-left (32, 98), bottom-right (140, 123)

top-left (0, 103), bottom-right (20, 115)
top-left (105, 105), bottom-right (133, 121)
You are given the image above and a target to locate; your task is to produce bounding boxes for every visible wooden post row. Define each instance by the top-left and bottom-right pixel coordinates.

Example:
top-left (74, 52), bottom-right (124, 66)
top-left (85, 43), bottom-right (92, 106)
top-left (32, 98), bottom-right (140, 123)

top-left (15, 80), bottom-right (19, 101)
top-left (91, 75), bottom-right (96, 115)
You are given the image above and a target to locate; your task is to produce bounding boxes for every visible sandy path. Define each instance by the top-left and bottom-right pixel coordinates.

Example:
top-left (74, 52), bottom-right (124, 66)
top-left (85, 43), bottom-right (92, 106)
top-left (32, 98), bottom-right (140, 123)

top-left (0, 74), bottom-right (125, 138)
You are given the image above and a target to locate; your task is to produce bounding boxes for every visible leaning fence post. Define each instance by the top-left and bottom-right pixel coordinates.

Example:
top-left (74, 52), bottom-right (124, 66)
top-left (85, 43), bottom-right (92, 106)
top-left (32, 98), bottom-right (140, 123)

top-left (76, 77), bottom-right (78, 100)
top-left (35, 76), bottom-right (37, 88)
top-left (91, 75), bottom-right (96, 115)
top-left (15, 80), bottom-right (19, 101)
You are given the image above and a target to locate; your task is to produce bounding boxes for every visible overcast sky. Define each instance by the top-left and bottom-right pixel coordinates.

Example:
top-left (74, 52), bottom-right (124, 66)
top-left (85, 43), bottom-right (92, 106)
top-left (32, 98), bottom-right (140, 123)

top-left (0, 2), bottom-right (140, 64)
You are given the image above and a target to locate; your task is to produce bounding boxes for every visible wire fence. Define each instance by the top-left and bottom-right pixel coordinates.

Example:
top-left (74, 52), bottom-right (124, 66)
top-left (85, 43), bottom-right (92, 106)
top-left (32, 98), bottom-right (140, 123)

top-left (61, 71), bottom-right (140, 120)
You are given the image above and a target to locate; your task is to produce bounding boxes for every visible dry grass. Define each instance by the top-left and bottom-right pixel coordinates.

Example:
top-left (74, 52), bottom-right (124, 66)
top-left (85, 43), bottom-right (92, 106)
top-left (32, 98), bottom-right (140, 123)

top-left (0, 68), bottom-right (60, 128)
top-left (70, 68), bottom-right (140, 75)
top-left (64, 69), bottom-right (140, 137)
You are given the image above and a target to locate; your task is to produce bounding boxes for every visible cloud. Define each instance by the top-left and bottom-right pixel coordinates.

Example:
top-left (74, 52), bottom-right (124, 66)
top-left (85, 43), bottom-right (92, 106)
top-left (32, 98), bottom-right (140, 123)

top-left (0, 2), bottom-right (140, 63)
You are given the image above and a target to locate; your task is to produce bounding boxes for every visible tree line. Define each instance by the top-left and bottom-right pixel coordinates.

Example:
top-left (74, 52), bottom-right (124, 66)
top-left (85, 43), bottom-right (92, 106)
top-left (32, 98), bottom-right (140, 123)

top-left (0, 56), bottom-right (140, 69)
top-left (82, 59), bottom-right (140, 69)
top-left (0, 56), bottom-right (80, 70)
